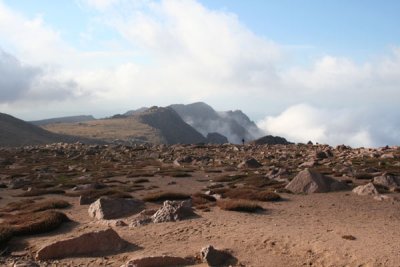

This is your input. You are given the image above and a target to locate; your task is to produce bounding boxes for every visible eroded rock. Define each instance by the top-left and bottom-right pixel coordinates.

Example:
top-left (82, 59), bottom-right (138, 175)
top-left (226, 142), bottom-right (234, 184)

top-left (36, 229), bottom-right (128, 260)
top-left (88, 197), bottom-right (144, 220)
top-left (285, 169), bottom-right (350, 194)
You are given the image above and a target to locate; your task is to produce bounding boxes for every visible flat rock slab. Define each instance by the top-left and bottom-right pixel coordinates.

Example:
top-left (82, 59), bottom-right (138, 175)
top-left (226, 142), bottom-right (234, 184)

top-left (89, 197), bottom-right (145, 220)
top-left (36, 228), bottom-right (129, 260)
top-left (122, 256), bottom-right (193, 267)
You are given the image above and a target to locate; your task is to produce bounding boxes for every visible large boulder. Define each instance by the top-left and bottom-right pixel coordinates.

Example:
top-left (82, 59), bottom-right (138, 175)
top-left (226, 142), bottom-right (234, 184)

top-left (237, 157), bottom-right (262, 169)
top-left (373, 173), bottom-right (400, 190)
top-left (121, 256), bottom-right (193, 267)
top-left (88, 197), bottom-right (144, 220)
top-left (36, 229), bottom-right (128, 260)
top-left (352, 183), bottom-right (379, 196)
top-left (200, 245), bottom-right (235, 266)
top-left (151, 200), bottom-right (195, 223)
top-left (285, 169), bottom-right (350, 194)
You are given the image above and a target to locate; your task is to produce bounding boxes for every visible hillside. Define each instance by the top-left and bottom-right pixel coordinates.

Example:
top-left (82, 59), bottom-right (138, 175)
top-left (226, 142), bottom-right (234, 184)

top-left (138, 106), bottom-right (206, 144)
top-left (0, 113), bottom-right (95, 147)
top-left (42, 116), bottom-right (163, 144)
top-left (169, 102), bottom-right (263, 144)
top-left (30, 115), bottom-right (95, 126)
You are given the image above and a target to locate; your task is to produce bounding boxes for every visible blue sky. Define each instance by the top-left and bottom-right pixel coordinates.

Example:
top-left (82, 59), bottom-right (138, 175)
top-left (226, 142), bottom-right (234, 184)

top-left (5, 0), bottom-right (400, 62)
top-left (0, 0), bottom-right (399, 147)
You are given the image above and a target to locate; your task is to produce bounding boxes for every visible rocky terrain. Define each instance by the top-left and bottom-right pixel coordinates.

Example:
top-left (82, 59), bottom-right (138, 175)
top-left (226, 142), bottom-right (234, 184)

top-left (0, 142), bottom-right (399, 266)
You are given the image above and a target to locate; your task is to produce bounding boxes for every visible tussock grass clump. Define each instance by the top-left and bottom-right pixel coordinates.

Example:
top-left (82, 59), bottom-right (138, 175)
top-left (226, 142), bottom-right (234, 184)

top-left (169, 172), bottom-right (192, 178)
top-left (217, 199), bottom-right (263, 213)
top-left (191, 193), bottom-right (216, 208)
top-left (133, 178), bottom-right (150, 184)
top-left (16, 189), bottom-right (65, 197)
top-left (66, 188), bottom-right (132, 199)
top-left (2, 211), bottom-right (70, 236)
top-left (127, 170), bottom-right (155, 178)
top-left (143, 191), bottom-right (191, 202)
top-left (1, 199), bottom-right (70, 213)
top-left (30, 199), bottom-right (71, 212)
top-left (214, 174), bottom-right (247, 183)
top-left (211, 187), bottom-right (281, 202)
top-left (0, 226), bottom-right (13, 247)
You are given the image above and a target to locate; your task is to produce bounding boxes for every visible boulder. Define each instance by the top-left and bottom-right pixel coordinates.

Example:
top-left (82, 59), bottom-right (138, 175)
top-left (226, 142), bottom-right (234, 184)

top-left (373, 174), bottom-right (400, 190)
top-left (200, 245), bottom-right (235, 266)
top-left (352, 183), bottom-right (379, 196)
top-left (121, 256), bottom-right (193, 267)
top-left (88, 197), bottom-right (144, 220)
top-left (237, 157), bottom-right (262, 169)
top-left (36, 229), bottom-right (128, 260)
top-left (285, 169), bottom-right (350, 194)
top-left (152, 200), bottom-right (195, 223)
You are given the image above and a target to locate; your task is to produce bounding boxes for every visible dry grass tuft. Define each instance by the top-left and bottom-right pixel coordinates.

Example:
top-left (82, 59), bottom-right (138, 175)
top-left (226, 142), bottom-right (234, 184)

top-left (66, 188), bottom-right (132, 199)
top-left (15, 189), bottom-right (65, 197)
top-left (213, 187), bottom-right (281, 202)
top-left (342, 235), bottom-right (356, 240)
top-left (142, 191), bottom-right (191, 202)
top-left (217, 199), bottom-right (263, 212)
top-left (1, 199), bottom-right (70, 213)
top-left (191, 193), bottom-right (216, 210)
top-left (0, 226), bottom-right (13, 247)
top-left (133, 178), bottom-right (150, 184)
top-left (2, 211), bottom-right (70, 236)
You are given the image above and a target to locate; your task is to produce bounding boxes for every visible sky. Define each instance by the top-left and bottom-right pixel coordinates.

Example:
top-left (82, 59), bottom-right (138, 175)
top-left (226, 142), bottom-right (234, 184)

top-left (0, 0), bottom-right (399, 147)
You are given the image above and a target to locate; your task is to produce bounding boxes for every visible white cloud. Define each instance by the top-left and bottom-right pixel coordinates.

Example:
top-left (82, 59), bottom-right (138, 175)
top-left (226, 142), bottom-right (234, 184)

top-left (257, 103), bottom-right (400, 148)
top-left (0, 0), bottom-right (399, 146)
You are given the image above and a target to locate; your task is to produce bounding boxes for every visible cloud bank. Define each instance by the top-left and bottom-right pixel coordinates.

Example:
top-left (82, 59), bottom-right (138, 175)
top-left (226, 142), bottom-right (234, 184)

top-left (0, 0), bottom-right (399, 147)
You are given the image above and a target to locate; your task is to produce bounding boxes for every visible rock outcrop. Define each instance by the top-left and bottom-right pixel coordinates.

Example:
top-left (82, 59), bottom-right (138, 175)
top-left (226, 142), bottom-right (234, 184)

top-left (88, 197), bottom-right (144, 220)
top-left (285, 169), bottom-right (350, 194)
top-left (151, 200), bottom-right (195, 223)
top-left (36, 229), bottom-right (128, 260)
top-left (352, 183), bottom-right (379, 196)
top-left (200, 245), bottom-right (235, 266)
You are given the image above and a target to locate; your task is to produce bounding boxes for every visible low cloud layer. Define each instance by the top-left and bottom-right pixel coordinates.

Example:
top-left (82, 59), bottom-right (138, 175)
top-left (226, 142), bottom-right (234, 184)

top-left (258, 104), bottom-right (400, 148)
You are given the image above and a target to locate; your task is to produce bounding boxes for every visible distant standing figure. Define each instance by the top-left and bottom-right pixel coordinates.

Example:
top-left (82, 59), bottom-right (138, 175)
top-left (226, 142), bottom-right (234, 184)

top-left (242, 138), bottom-right (245, 145)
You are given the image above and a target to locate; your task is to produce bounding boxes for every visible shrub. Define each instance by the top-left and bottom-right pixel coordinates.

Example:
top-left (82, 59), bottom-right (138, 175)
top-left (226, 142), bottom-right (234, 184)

top-left (142, 192), bottom-right (191, 202)
top-left (217, 199), bottom-right (263, 213)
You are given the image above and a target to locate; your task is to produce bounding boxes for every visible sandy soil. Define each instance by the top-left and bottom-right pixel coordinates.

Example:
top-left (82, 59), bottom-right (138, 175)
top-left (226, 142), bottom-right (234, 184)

top-left (2, 172), bottom-right (400, 267)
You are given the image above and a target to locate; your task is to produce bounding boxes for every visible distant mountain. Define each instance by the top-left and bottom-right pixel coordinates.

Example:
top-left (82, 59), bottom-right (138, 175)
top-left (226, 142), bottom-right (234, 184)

top-left (138, 106), bottom-right (206, 144)
top-left (30, 115), bottom-right (95, 126)
top-left (0, 113), bottom-right (98, 147)
top-left (169, 102), bottom-right (263, 144)
top-left (124, 107), bottom-right (148, 116)
top-left (252, 135), bottom-right (293, 145)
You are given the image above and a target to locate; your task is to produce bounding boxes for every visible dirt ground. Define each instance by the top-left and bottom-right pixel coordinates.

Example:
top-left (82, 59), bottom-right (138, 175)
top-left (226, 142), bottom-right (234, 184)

top-left (2, 172), bottom-right (400, 267)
